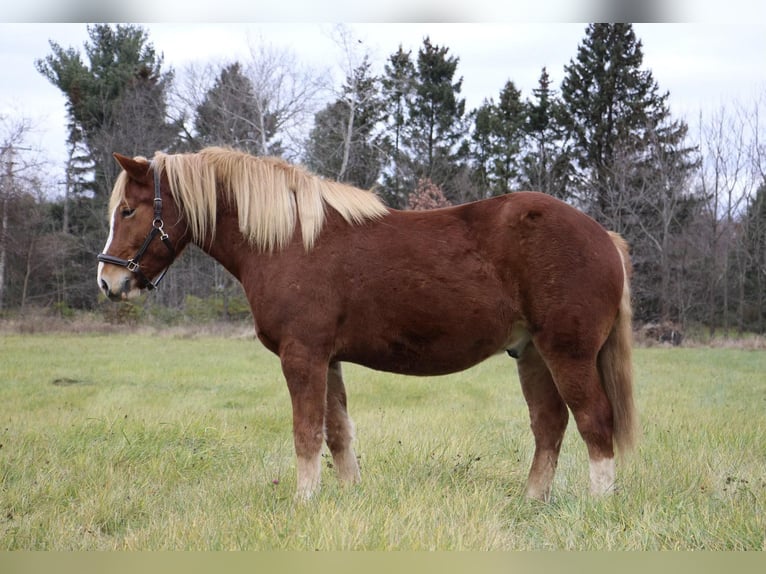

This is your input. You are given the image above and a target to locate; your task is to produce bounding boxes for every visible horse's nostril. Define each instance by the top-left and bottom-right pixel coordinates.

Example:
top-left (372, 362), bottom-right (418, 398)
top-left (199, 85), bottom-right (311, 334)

top-left (100, 279), bottom-right (109, 294)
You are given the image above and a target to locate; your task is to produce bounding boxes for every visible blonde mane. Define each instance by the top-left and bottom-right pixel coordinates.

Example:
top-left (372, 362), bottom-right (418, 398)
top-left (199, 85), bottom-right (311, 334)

top-left (112, 147), bottom-right (389, 252)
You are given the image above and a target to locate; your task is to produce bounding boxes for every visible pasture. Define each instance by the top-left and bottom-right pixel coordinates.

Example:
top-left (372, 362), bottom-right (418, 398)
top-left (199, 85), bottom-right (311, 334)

top-left (0, 332), bottom-right (764, 550)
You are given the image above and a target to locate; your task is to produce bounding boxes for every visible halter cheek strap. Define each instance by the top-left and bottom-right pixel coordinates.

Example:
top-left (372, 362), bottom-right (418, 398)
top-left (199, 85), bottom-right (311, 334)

top-left (97, 167), bottom-right (176, 291)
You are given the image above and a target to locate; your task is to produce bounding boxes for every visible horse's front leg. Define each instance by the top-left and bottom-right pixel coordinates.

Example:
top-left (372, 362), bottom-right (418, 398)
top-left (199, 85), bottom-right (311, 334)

top-left (280, 343), bottom-right (328, 501)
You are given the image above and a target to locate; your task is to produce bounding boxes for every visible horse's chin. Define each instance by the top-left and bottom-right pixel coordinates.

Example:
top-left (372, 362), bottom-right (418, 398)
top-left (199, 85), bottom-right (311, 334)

top-left (123, 287), bottom-right (144, 301)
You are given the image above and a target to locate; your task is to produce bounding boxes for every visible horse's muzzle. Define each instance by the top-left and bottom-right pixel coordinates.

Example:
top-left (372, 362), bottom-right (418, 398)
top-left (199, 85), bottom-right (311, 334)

top-left (99, 272), bottom-right (137, 301)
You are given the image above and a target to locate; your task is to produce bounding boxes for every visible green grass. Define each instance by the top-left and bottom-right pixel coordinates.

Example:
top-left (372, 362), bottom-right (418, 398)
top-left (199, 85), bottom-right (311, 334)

top-left (1, 334), bottom-right (764, 549)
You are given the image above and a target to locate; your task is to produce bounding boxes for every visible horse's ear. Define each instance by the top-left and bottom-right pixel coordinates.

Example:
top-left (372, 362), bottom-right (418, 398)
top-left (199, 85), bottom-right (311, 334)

top-left (113, 153), bottom-right (151, 183)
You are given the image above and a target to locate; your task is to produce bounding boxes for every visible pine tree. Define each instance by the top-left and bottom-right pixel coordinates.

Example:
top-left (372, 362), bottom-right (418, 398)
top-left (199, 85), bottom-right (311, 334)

top-left (36, 24), bottom-right (178, 200)
top-left (521, 67), bottom-right (571, 198)
top-left (404, 37), bottom-right (467, 201)
top-left (560, 23), bottom-right (698, 323)
top-left (468, 80), bottom-right (527, 197)
top-left (741, 183), bottom-right (766, 332)
top-left (468, 101), bottom-right (496, 198)
top-left (36, 24), bottom-right (179, 311)
top-left (380, 46), bottom-right (416, 207)
top-left (561, 24), bottom-right (679, 213)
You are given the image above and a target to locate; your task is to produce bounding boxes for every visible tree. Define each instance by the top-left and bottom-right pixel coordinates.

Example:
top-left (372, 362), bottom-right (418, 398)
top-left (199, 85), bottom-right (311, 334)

top-left (468, 101), bottom-right (496, 198)
top-left (620, 121), bottom-right (701, 322)
top-left (178, 40), bottom-right (327, 160)
top-left (244, 39), bottom-right (326, 159)
top-left (560, 23), bottom-right (698, 323)
top-left (0, 119), bottom-right (33, 310)
top-left (303, 58), bottom-right (384, 188)
top-left (194, 62), bottom-right (274, 155)
top-left (379, 45), bottom-right (417, 208)
top-left (34, 24), bottom-right (180, 311)
top-left (468, 80), bottom-right (527, 198)
top-left (304, 29), bottom-right (384, 189)
top-left (521, 67), bottom-right (572, 198)
top-left (694, 97), bottom-right (766, 334)
top-left (697, 104), bottom-right (753, 333)
top-left (561, 24), bottom-right (690, 215)
top-left (741, 183), bottom-right (766, 332)
top-left (0, 116), bottom-right (74, 312)
top-left (404, 37), bottom-right (468, 201)
top-left (36, 24), bottom-right (178, 199)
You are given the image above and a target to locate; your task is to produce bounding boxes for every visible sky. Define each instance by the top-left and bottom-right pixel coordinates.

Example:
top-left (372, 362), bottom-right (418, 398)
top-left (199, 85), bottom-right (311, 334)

top-left (1, 15), bottom-right (765, 191)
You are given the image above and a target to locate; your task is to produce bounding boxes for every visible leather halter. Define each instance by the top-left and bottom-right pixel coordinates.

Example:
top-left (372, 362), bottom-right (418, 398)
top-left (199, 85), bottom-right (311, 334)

top-left (97, 166), bottom-right (176, 291)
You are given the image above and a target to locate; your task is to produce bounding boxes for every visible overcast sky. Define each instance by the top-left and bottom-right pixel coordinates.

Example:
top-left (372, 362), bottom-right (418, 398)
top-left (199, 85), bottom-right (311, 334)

top-left (1, 19), bottom-right (765, 182)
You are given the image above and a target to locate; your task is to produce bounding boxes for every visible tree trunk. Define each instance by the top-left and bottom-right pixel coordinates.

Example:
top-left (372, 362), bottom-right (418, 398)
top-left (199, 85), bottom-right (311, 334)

top-left (20, 236), bottom-right (35, 312)
top-left (0, 152), bottom-right (11, 311)
top-left (338, 99), bottom-right (355, 181)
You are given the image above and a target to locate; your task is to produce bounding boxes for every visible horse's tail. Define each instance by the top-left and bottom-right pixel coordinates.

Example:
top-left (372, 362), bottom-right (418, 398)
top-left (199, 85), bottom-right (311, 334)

top-left (599, 232), bottom-right (638, 456)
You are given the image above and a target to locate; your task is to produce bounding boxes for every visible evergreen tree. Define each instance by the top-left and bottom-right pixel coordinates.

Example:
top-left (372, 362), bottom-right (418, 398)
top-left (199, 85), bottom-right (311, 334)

top-left (561, 24), bottom-right (682, 213)
top-left (521, 67), bottom-right (571, 198)
top-left (492, 80), bottom-right (526, 193)
top-left (741, 183), bottom-right (766, 332)
top-left (36, 24), bottom-right (178, 200)
top-left (380, 46), bottom-right (416, 207)
top-left (468, 80), bottom-right (527, 197)
top-left (404, 37), bottom-right (468, 201)
top-left (468, 101), bottom-right (496, 198)
top-left (560, 23), bottom-right (698, 322)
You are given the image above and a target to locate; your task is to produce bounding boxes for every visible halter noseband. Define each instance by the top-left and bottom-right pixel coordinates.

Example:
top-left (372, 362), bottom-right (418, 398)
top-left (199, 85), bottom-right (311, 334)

top-left (97, 167), bottom-right (176, 291)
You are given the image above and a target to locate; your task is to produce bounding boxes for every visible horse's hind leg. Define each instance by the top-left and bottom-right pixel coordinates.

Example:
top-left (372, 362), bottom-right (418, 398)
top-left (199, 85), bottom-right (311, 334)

top-left (325, 362), bottom-right (361, 485)
top-left (541, 350), bottom-right (616, 496)
top-left (517, 344), bottom-right (569, 501)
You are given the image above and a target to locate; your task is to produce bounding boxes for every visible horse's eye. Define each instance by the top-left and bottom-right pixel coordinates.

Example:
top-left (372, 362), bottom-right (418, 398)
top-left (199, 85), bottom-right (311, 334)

top-left (121, 207), bottom-right (136, 218)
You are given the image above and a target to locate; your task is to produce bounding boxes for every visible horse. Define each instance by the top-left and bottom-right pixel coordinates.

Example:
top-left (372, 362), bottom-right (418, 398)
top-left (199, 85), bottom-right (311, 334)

top-left (97, 146), bottom-right (637, 502)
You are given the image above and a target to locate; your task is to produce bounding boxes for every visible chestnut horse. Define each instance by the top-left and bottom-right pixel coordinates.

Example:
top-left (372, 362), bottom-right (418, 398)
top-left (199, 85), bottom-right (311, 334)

top-left (97, 147), bottom-right (637, 501)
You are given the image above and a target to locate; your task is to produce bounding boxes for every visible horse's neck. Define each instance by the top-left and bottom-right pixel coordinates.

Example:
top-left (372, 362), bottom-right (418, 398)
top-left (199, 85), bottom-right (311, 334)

top-left (199, 209), bottom-right (252, 280)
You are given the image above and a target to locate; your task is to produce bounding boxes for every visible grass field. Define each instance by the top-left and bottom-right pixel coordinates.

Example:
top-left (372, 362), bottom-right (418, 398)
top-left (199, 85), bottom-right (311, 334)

top-left (0, 332), bottom-right (764, 550)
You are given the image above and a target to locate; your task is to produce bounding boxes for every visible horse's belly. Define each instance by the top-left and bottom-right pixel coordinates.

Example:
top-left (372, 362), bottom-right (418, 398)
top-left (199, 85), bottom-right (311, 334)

top-left (339, 315), bottom-right (515, 376)
top-left (333, 249), bottom-right (521, 375)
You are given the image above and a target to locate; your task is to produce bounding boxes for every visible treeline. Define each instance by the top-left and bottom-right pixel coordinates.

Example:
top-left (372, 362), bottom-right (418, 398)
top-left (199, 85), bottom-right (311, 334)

top-left (0, 23), bottom-right (764, 334)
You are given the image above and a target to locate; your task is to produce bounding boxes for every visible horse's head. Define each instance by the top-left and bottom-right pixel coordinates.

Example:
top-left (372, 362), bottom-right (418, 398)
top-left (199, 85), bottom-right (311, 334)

top-left (97, 153), bottom-right (188, 301)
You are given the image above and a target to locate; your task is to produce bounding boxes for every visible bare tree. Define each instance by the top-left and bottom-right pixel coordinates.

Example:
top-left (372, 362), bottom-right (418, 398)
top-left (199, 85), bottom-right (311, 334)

top-left (325, 24), bottom-right (377, 181)
top-left (1, 116), bottom-right (43, 310)
top-left (173, 37), bottom-right (326, 160)
top-left (171, 61), bottom-right (218, 149)
top-left (737, 93), bottom-right (766, 332)
top-left (697, 103), bottom-right (756, 334)
top-left (244, 36), bottom-right (328, 159)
